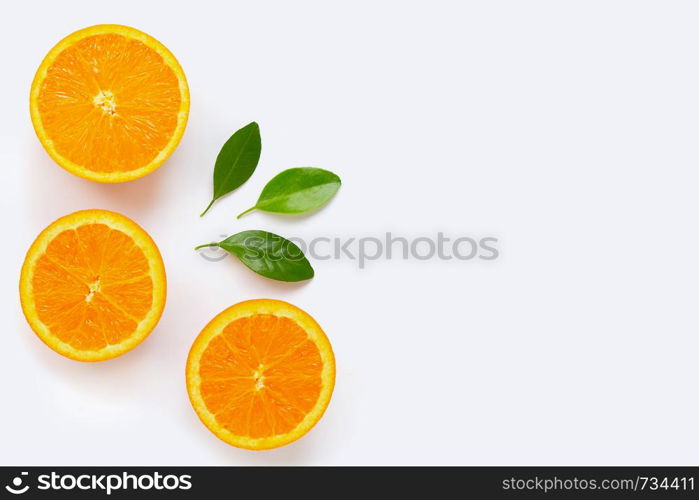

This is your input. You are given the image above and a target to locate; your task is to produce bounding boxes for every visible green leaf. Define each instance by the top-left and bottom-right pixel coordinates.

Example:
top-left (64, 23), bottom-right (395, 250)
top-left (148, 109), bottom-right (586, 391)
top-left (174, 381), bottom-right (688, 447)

top-left (237, 167), bottom-right (341, 218)
top-left (195, 230), bottom-right (314, 282)
top-left (201, 122), bottom-right (261, 216)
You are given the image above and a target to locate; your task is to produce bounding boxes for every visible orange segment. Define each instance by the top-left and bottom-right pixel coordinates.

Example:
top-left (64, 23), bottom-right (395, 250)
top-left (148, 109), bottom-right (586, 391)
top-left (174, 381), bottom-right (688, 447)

top-left (186, 300), bottom-right (335, 450)
top-left (30, 25), bottom-right (189, 182)
top-left (19, 210), bottom-right (166, 361)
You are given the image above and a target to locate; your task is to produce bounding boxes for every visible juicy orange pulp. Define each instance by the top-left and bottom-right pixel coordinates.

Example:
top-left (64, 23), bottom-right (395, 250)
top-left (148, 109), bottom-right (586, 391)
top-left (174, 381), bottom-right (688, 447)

top-left (34, 225), bottom-right (152, 349)
top-left (31, 25), bottom-right (189, 182)
top-left (199, 314), bottom-right (324, 438)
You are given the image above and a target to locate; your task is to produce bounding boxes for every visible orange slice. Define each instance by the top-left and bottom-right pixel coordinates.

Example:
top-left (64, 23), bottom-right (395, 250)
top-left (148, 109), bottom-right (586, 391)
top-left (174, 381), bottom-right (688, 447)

top-left (30, 24), bottom-right (189, 182)
top-left (186, 299), bottom-right (335, 450)
top-left (19, 209), bottom-right (166, 361)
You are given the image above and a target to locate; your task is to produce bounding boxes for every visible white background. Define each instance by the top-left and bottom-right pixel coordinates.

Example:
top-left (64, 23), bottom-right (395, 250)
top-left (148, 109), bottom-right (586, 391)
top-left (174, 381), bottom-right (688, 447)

top-left (1, 0), bottom-right (698, 466)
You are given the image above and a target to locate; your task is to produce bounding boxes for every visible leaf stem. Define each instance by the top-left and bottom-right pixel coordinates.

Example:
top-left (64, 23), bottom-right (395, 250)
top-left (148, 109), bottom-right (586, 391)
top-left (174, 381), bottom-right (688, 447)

top-left (194, 243), bottom-right (220, 250)
top-left (237, 206), bottom-right (256, 219)
top-left (200, 199), bottom-right (215, 217)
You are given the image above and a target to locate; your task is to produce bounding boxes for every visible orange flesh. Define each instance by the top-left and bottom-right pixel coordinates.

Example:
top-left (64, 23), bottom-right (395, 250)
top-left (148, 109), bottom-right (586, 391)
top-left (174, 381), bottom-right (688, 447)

top-left (32, 224), bottom-right (153, 350)
top-left (199, 315), bottom-right (323, 439)
top-left (36, 33), bottom-right (181, 173)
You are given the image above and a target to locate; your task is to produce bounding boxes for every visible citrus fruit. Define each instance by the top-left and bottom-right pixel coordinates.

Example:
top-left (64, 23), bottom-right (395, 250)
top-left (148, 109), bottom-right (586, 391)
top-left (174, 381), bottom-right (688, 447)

top-left (19, 209), bottom-right (166, 361)
top-left (30, 24), bottom-right (189, 183)
top-left (186, 299), bottom-right (335, 450)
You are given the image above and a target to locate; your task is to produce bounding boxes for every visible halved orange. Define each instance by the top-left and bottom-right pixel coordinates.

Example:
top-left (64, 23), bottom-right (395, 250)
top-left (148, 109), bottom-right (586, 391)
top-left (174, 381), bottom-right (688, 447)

top-left (186, 299), bottom-right (335, 450)
top-left (19, 209), bottom-right (166, 361)
top-left (30, 24), bottom-right (189, 182)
